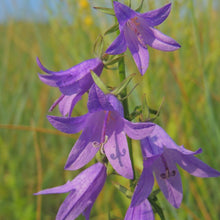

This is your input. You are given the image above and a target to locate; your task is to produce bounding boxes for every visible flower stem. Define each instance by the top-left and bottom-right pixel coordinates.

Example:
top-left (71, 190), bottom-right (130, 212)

top-left (118, 57), bottom-right (135, 183)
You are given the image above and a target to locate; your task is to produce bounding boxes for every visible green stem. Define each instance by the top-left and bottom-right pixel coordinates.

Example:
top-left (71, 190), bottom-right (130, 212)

top-left (118, 57), bottom-right (135, 183)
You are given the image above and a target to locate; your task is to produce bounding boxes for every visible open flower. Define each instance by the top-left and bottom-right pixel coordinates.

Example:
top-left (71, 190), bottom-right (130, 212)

top-left (106, 2), bottom-right (180, 75)
top-left (34, 162), bottom-right (106, 220)
top-left (47, 85), bottom-right (155, 179)
top-left (37, 57), bottom-right (104, 116)
top-left (125, 198), bottom-right (154, 220)
top-left (131, 124), bottom-right (220, 208)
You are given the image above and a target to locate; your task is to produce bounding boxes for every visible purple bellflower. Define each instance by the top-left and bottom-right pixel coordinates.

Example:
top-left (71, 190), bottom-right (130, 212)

top-left (47, 85), bottom-right (155, 179)
top-left (131, 124), bottom-right (220, 208)
top-left (105, 2), bottom-right (180, 75)
top-left (37, 57), bottom-right (104, 117)
top-left (125, 198), bottom-right (154, 220)
top-left (34, 162), bottom-right (106, 220)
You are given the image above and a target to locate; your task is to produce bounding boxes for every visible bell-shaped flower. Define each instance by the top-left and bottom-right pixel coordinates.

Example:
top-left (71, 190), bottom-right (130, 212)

top-left (34, 162), bottom-right (106, 220)
top-left (125, 198), bottom-right (154, 220)
top-left (131, 124), bottom-right (220, 208)
top-left (37, 57), bottom-right (104, 116)
top-left (105, 2), bottom-right (180, 75)
top-left (47, 85), bottom-right (155, 179)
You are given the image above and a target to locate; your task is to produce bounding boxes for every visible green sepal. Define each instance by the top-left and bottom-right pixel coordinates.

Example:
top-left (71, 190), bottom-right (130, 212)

top-left (104, 55), bottom-right (125, 66)
top-left (93, 35), bottom-right (104, 58)
top-left (93, 6), bottom-right (115, 16)
top-left (135, 0), bottom-right (144, 12)
top-left (148, 189), bottom-right (165, 220)
top-left (141, 94), bottom-right (149, 121)
top-left (106, 162), bottom-right (114, 176)
top-left (111, 73), bottom-right (136, 96)
top-left (128, 105), bottom-right (142, 121)
top-left (104, 23), bottom-right (119, 36)
top-left (90, 70), bottom-right (109, 94)
top-left (113, 182), bottom-right (133, 199)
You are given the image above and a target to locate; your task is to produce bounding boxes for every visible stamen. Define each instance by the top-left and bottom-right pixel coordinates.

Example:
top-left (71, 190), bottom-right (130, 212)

top-left (127, 17), bottom-right (146, 48)
top-left (160, 155), bottom-right (176, 179)
top-left (92, 135), bottom-right (108, 155)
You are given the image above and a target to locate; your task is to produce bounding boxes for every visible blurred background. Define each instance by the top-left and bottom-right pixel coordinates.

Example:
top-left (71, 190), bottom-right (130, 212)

top-left (0, 0), bottom-right (219, 219)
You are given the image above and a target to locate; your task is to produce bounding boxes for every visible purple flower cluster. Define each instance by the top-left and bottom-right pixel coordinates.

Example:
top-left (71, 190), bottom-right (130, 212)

top-left (35, 1), bottom-right (220, 220)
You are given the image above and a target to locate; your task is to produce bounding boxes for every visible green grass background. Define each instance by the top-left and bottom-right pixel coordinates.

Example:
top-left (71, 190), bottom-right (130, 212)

top-left (0, 0), bottom-right (219, 219)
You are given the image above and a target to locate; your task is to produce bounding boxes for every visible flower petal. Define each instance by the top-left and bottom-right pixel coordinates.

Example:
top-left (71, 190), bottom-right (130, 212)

top-left (87, 85), bottom-right (113, 113)
top-left (104, 128), bottom-right (133, 179)
top-left (123, 120), bottom-right (155, 140)
top-left (124, 25), bottom-right (149, 75)
top-left (125, 198), bottom-right (154, 220)
top-left (140, 24), bottom-right (180, 51)
top-left (34, 180), bottom-right (75, 195)
top-left (154, 155), bottom-right (183, 208)
top-left (140, 3), bottom-right (171, 26)
top-left (34, 162), bottom-right (105, 195)
top-left (58, 93), bottom-right (83, 117)
top-left (65, 111), bottom-right (105, 170)
top-left (47, 114), bottom-right (88, 134)
top-left (107, 94), bottom-right (124, 117)
top-left (105, 30), bottom-right (127, 55)
top-left (113, 1), bottom-right (137, 27)
top-left (177, 152), bottom-right (220, 177)
top-left (131, 157), bottom-right (155, 206)
top-left (38, 73), bottom-right (61, 87)
top-left (36, 57), bottom-right (56, 74)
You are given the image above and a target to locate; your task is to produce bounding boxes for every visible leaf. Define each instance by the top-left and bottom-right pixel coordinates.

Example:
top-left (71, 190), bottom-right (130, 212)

top-left (104, 23), bottom-right (119, 36)
top-left (93, 6), bottom-right (115, 16)
top-left (104, 55), bottom-right (125, 66)
top-left (112, 182), bottom-right (133, 199)
top-left (148, 189), bottom-right (165, 220)
top-left (90, 70), bottom-right (109, 94)
top-left (141, 94), bottom-right (150, 121)
top-left (135, 0), bottom-right (144, 12)
top-left (93, 35), bottom-right (104, 58)
top-left (111, 73), bottom-right (136, 96)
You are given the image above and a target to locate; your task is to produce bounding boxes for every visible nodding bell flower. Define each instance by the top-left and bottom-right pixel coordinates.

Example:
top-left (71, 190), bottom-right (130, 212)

top-left (37, 57), bottom-right (104, 117)
top-left (47, 85), bottom-right (155, 179)
top-left (106, 2), bottom-right (180, 75)
top-left (131, 124), bottom-right (220, 208)
top-left (34, 162), bottom-right (106, 220)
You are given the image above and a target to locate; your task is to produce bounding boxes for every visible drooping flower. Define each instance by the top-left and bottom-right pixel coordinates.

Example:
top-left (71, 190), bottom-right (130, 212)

top-left (37, 57), bottom-right (104, 116)
top-left (131, 124), bottom-right (220, 208)
top-left (105, 2), bottom-right (180, 75)
top-left (125, 198), bottom-right (154, 220)
top-left (34, 162), bottom-right (106, 220)
top-left (47, 85), bottom-right (155, 179)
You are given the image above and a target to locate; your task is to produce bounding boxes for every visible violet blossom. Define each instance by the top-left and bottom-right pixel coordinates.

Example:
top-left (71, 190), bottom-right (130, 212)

top-left (37, 57), bottom-right (104, 116)
top-left (47, 85), bottom-right (155, 179)
top-left (131, 124), bottom-right (220, 208)
top-left (105, 2), bottom-right (180, 75)
top-left (34, 162), bottom-right (106, 220)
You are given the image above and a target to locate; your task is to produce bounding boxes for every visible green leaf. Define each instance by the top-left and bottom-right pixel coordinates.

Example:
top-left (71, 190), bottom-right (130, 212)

top-left (112, 182), bottom-right (133, 199)
top-left (104, 23), bottom-right (119, 36)
top-left (129, 105), bottom-right (142, 121)
top-left (141, 94), bottom-right (150, 121)
top-left (111, 73), bottom-right (136, 96)
top-left (135, 0), bottom-right (144, 12)
top-left (93, 6), bottom-right (115, 16)
top-left (104, 55), bottom-right (125, 66)
top-left (148, 189), bottom-right (165, 220)
top-left (93, 35), bottom-right (104, 58)
top-left (90, 70), bottom-right (109, 94)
